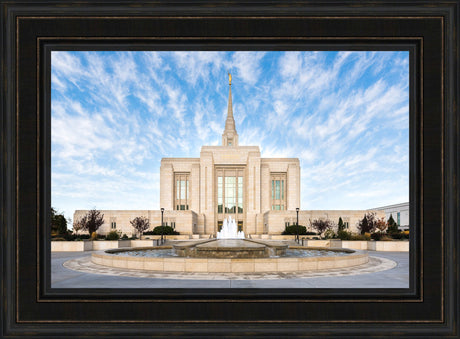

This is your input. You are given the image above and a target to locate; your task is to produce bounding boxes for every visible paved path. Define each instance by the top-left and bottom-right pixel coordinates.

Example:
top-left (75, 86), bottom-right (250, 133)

top-left (52, 251), bottom-right (409, 288)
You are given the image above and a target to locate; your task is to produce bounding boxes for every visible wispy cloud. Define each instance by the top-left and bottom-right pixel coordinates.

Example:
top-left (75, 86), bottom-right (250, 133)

top-left (52, 51), bottom-right (409, 220)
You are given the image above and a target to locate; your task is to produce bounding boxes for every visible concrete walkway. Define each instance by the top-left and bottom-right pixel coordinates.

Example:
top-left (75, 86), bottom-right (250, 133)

top-left (52, 251), bottom-right (409, 289)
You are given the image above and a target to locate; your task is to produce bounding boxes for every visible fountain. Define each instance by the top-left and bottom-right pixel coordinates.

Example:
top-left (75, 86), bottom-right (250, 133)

top-left (216, 216), bottom-right (245, 239)
top-left (91, 216), bottom-right (369, 272)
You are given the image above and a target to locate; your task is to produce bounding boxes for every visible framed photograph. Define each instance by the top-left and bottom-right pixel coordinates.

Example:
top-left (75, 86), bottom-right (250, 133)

top-left (50, 49), bottom-right (411, 291)
top-left (2, 1), bottom-right (458, 337)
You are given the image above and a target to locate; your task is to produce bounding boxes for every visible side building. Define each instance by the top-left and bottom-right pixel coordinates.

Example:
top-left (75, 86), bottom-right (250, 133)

top-left (370, 202), bottom-right (410, 230)
top-left (74, 75), bottom-right (384, 237)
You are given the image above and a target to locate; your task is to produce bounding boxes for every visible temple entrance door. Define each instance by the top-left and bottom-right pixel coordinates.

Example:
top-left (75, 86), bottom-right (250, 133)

top-left (216, 168), bottom-right (245, 234)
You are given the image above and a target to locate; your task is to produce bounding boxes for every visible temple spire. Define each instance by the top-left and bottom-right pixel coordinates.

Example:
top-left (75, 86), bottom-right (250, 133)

top-left (222, 73), bottom-right (239, 146)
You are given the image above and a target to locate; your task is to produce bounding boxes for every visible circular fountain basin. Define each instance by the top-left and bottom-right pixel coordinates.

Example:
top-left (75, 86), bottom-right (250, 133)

top-left (91, 240), bottom-right (368, 273)
top-left (173, 239), bottom-right (287, 258)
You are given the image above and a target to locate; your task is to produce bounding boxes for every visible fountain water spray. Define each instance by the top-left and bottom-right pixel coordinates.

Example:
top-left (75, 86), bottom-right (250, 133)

top-left (216, 216), bottom-right (245, 239)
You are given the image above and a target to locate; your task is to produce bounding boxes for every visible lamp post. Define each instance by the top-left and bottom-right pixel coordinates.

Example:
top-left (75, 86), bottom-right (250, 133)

top-left (296, 208), bottom-right (300, 243)
top-left (160, 208), bottom-right (164, 245)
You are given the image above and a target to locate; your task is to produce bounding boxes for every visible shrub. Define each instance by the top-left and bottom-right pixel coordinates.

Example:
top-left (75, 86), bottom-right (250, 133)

top-left (371, 232), bottom-right (383, 241)
top-left (357, 212), bottom-right (377, 234)
top-left (145, 226), bottom-right (180, 235)
top-left (53, 232), bottom-right (89, 241)
top-left (323, 229), bottom-right (337, 239)
top-left (121, 234), bottom-right (129, 240)
top-left (105, 231), bottom-right (120, 240)
top-left (52, 233), bottom-right (93, 241)
top-left (387, 214), bottom-right (399, 234)
top-left (282, 225), bottom-right (308, 235)
top-left (351, 234), bottom-right (371, 241)
top-left (337, 230), bottom-right (353, 240)
top-left (337, 217), bottom-right (344, 232)
top-left (389, 232), bottom-right (409, 240)
top-left (380, 235), bottom-right (394, 241)
top-left (51, 207), bottom-right (68, 235)
top-left (90, 231), bottom-right (98, 240)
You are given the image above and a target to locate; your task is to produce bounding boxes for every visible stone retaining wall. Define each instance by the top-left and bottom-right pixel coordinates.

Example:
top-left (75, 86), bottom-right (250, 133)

top-left (91, 250), bottom-right (369, 273)
top-left (51, 239), bottom-right (409, 252)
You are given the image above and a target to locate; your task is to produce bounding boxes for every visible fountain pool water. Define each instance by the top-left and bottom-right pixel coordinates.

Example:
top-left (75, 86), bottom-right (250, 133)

top-left (217, 216), bottom-right (245, 239)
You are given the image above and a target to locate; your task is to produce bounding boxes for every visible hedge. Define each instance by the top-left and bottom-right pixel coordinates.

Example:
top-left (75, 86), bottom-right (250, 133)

top-left (144, 226), bottom-right (180, 235)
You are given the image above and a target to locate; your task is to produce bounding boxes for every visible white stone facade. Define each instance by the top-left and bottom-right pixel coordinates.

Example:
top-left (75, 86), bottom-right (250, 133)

top-left (73, 209), bottom-right (198, 237)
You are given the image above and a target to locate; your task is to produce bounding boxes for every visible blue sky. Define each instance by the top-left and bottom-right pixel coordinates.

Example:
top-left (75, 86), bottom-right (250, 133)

top-left (51, 51), bottom-right (409, 222)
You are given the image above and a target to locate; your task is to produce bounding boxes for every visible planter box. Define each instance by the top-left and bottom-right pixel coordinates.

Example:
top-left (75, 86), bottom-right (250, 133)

top-left (270, 235), bottom-right (297, 240)
top-left (167, 235), bottom-right (191, 240)
top-left (367, 241), bottom-right (377, 251)
top-left (341, 241), bottom-right (368, 250)
top-left (305, 240), bottom-right (330, 247)
top-left (130, 240), bottom-right (155, 247)
top-left (372, 241), bottom-right (409, 252)
top-left (329, 239), bottom-right (342, 248)
top-left (92, 240), bottom-right (131, 251)
top-left (51, 241), bottom-right (93, 252)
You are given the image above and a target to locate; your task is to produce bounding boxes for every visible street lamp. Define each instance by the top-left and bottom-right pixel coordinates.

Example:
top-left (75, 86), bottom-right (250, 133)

top-left (160, 208), bottom-right (164, 245)
top-left (296, 208), bottom-right (300, 243)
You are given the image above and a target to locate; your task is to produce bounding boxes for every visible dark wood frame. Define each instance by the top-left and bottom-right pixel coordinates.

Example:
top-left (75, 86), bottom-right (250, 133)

top-left (1, 1), bottom-right (458, 337)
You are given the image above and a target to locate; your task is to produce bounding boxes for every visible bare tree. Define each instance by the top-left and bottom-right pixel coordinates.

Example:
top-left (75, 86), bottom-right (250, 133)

top-left (309, 219), bottom-right (334, 237)
top-left (130, 216), bottom-right (150, 236)
top-left (375, 217), bottom-right (387, 233)
top-left (73, 214), bottom-right (87, 234)
top-left (73, 208), bottom-right (104, 235)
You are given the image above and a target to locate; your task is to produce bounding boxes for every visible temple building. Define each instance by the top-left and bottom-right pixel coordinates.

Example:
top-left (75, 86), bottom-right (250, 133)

top-left (74, 74), bottom-right (384, 237)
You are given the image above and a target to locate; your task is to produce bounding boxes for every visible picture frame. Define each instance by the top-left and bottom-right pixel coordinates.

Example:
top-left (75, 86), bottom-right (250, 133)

top-left (1, 1), bottom-right (458, 337)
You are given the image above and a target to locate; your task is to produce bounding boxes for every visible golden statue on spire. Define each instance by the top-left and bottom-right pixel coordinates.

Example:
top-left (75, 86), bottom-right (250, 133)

top-left (228, 72), bottom-right (232, 85)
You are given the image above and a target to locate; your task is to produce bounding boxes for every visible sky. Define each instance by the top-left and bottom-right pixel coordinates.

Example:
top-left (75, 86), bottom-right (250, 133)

top-left (51, 51), bottom-right (409, 223)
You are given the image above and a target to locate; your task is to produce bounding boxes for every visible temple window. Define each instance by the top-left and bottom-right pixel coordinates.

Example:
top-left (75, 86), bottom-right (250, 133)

top-left (174, 173), bottom-right (190, 211)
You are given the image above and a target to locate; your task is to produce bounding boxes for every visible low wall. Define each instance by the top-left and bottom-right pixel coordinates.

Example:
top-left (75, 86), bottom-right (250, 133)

top-left (130, 240), bottom-right (156, 247)
top-left (91, 240), bottom-right (131, 251)
top-left (306, 239), bottom-right (408, 252)
top-left (52, 240), bottom-right (131, 252)
top-left (92, 249), bottom-right (368, 273)
top-left (304, 240), bottom-right (331, 247)
top-left (373, 241), bottom-right (409, 251)
top-left (341, 241), bottom-right (369, 250)
top-left (269, 235), bottom-right (297, 240)
top-left (51, 241), bottom-right (93, 252)
top-left (51, 239), bottom-right (409, 252)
